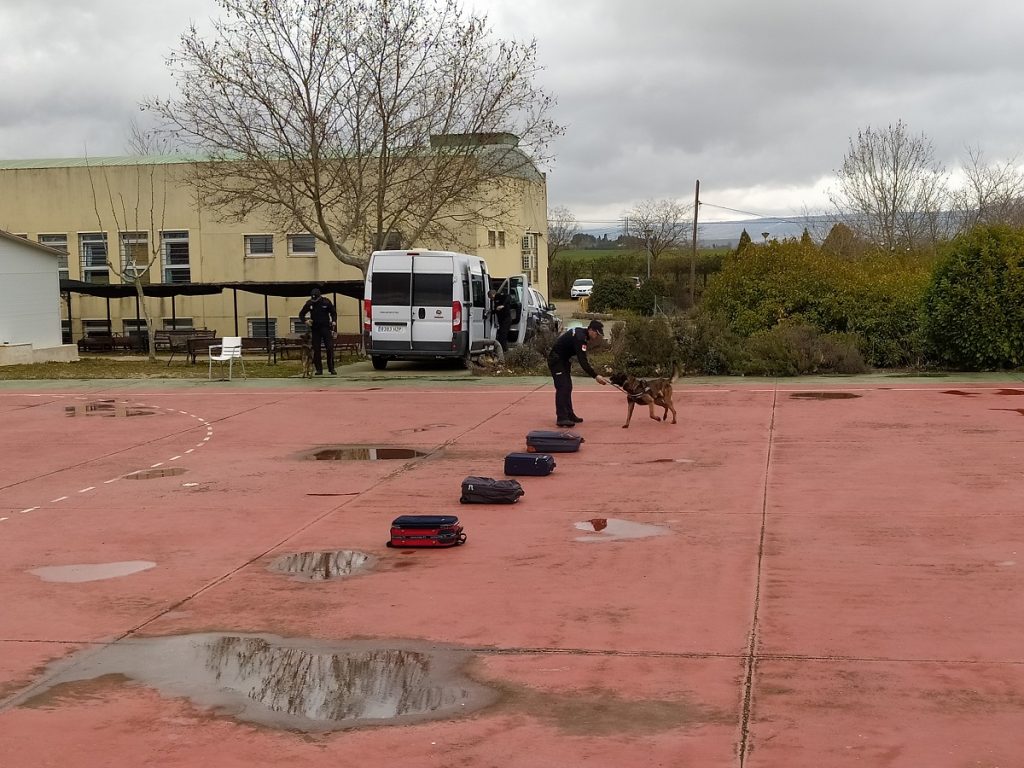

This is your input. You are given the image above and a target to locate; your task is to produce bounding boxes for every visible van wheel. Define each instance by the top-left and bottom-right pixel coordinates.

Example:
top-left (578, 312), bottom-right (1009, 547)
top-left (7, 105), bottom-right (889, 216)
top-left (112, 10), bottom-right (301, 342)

top-left (371, 356), bottom-right (388, 370)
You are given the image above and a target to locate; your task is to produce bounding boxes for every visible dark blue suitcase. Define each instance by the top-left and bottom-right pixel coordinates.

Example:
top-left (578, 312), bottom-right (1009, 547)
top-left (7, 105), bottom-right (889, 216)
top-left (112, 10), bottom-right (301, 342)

top-left (504, 452), bottom-right (556, 476)
top-left (526, 430), bottom-right (584, 453)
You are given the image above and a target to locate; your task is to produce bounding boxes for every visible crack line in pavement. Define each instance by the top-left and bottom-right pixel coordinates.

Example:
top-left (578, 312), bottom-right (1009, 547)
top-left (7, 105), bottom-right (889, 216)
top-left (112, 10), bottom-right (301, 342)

top-left (738, 381), bottom-right (778, 768)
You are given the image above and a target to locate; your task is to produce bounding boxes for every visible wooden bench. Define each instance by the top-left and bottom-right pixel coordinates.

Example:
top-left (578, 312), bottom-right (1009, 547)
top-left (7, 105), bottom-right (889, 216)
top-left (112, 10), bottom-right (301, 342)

top-left (187, 336), bottom-right (273, 364)
top-left (77, 334), bottom-right (117, 353)
top-left (159, 329), bottom-right (216, 364)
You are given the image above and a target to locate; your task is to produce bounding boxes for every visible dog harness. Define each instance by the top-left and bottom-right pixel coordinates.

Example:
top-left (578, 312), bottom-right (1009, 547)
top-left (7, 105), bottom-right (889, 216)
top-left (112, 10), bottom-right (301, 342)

top-left (626, 379), bottom-right (653, 403)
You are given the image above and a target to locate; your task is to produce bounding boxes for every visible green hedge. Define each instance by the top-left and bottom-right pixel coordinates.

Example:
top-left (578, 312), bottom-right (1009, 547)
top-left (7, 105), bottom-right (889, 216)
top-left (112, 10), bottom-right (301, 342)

top-left (923, 225), bottom-right (1024, 369)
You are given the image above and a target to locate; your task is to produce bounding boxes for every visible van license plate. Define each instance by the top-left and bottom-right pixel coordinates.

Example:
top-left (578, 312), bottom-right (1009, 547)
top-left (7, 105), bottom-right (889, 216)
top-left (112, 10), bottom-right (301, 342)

top-left (376, 324), bottom-right (405, 332)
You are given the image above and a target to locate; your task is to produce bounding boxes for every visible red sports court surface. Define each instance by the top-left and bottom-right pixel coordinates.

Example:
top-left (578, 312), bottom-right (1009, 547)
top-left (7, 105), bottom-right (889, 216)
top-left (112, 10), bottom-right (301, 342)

top-left (1, 378), bottom-right (1023, 767)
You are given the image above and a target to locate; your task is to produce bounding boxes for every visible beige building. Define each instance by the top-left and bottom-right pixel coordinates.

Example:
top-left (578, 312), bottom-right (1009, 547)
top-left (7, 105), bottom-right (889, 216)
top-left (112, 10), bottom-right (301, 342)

top-left (0, 148), bottom-right (548, 342)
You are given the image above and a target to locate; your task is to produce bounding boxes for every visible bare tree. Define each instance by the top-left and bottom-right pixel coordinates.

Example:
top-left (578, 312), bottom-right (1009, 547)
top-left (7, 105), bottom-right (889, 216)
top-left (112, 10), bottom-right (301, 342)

top-left (144, 0), bottom-right (562, 274)
top-left (546, 206), bottom-right (578, 265)
top-left (622, 198), bottom-right (693, 278)
top-left (85, 135), bottom-right (172, 362)
top-left (830, 120), bottom-right (950, 252)
top-left (951, 145), bottom-right (1024, 230)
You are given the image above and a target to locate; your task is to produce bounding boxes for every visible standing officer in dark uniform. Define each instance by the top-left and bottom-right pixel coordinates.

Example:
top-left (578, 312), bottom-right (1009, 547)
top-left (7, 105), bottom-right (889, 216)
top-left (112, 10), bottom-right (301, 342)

top-left (548, 320), bottom-right (609, 427)
top-left (299, 287), bottom-right (338, 375)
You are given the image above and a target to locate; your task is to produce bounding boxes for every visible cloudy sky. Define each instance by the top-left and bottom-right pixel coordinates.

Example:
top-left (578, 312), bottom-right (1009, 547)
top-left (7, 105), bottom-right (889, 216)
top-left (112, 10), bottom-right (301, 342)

top-left (2, 0), bottom-right (1023, 226)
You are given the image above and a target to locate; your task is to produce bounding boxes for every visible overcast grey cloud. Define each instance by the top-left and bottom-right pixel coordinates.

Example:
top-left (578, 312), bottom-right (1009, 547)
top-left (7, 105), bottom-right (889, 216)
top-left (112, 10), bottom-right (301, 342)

top-left (2, 0), bottom-right (1023, 225)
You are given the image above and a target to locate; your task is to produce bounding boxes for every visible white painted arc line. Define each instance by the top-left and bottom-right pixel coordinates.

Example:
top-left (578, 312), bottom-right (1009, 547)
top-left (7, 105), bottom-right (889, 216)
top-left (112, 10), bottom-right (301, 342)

top-left (150, 462), bottom-right (164, 468)
top-left (170, 456), bottom-right (181, 461)
top-left (185, 449), bottom-right (194, 454)
top-left (103, 478), bottom-right (118, 484)
top-left (19, 507), bottom-right (39, 514)
top-left (50, 496), bottom-right (68, 503)
top-left (202, 436), bottom-right (210, 441)
top-left (78, 487), bottom-right (95, 493)
top-left (0, 517), bottom-right (8, 522)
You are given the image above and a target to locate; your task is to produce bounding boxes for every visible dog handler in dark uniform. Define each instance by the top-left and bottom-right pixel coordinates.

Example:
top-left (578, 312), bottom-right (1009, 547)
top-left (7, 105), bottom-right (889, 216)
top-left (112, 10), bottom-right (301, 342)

top-left (299, 287), bottom-right (338, 375)
top-left (548, 320), bottom-right (609, 427)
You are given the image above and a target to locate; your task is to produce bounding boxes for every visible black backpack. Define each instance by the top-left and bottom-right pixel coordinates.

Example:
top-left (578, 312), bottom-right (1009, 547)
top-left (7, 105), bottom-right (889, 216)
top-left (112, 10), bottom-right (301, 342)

top-left (460, 476), bottom-right (525, 504)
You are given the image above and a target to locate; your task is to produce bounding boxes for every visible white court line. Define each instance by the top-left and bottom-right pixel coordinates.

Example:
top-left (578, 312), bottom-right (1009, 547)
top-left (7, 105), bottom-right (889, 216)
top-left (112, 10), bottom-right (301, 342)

top-left (170, 455), bottom-right (181, 461)
top-left (194, 443), bottom-right (204, 448)
top-left (0, 517), bottom-right (8, 522)
top-left (202, 436), bottom-right (210, 441)
top-left (103, 478), bottom-right (118, 484)
top-left (150, 462), bottom-right (164, 468)
top-left (19, 507), bottom-right (38, 514)
top-left (78, 487), bottom-right (95, 493)
top-left (50, 496), bottom-right (68, 503)
top-left (185, 449), bottom-right (194, 454)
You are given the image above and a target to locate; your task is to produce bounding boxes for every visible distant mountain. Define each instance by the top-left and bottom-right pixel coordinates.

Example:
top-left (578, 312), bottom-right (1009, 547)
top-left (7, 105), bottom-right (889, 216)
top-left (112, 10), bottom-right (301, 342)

top-left (581, 216), bottom-right (834, 248)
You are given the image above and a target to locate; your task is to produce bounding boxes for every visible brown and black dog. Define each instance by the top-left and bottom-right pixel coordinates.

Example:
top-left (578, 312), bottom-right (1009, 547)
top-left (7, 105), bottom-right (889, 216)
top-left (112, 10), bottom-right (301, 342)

top-left (299, 332), bottom-right (314, 378)
top-left (608, 364), bottom-right (679, 428)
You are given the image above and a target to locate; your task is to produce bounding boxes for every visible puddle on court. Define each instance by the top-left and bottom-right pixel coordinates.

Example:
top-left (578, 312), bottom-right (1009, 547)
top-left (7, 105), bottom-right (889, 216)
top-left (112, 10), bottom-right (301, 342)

top-left (308, 446), bottom-right (429, 461)
top-left (65, 401), bottom-right (156, 417)
top-left (124, 467), bottom-right (187, 480)
top-left (942, 390), bottom-right (980, 397)
top-left (788, 392), bottom-right (861, 400)
top-left (996, 389), bottom-right (1024, 396)
top-left (268, 550), bottom-right (375, 581)
top-left (574, 518), bottom-right (669, 542)
top-left (29, 561), bottom-right (155, 583)
top-left (15, 634), bottom-right (496, 731)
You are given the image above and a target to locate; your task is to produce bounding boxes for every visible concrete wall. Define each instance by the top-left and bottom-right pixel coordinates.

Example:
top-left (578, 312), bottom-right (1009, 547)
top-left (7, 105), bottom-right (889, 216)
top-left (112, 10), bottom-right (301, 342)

top-left (0, 235), bottom-right (62, 347)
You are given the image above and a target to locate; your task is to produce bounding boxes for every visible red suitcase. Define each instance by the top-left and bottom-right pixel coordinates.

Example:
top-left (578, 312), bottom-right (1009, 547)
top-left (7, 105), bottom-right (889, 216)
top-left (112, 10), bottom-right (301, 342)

top-left (387, 515), bottom-right (466, 548)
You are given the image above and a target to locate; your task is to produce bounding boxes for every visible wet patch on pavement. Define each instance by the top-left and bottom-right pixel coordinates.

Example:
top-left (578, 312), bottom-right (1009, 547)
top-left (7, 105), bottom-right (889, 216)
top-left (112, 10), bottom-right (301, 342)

top-left (942, 390), bottom-right (980, 397)
top-left (996, 389), bottom-right (1024, 396)
top-left (29, 561), bottom-right (156, 583)
top-left (267, 550), bottom-right (375, 581)
top-left (306, 445), bottom-right (429, 461)
top-left (575, 518), bottom-right (669, 542)
top-left (13, 634), bottom-right (497, 732)
top-left (789, 392), bottom-right (861, 400)
top-left (124, 468), bottom-right (188, 480)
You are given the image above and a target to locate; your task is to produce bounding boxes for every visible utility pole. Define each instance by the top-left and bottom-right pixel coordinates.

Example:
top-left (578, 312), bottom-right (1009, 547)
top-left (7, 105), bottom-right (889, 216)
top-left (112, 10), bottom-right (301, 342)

top-left (690, 179), bottom-right (700, 306)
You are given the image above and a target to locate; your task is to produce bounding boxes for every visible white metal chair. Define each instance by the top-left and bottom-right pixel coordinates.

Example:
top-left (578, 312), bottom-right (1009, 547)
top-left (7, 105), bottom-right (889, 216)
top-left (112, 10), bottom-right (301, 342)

top-left (208, 337), bottom-right (246, 380)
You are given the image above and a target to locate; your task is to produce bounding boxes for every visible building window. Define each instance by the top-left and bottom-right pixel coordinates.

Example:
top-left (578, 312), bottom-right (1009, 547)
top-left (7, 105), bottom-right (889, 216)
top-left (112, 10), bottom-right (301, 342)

top-left (377, 230), bottom-right (403, 250)
top-left (83, 319), bottom-right (113, 336)
top-left (61, 320), bottom-right (72, 344)
top-left (290, 317), bottom-right (307, 334)
top-left (247, 317), bottom-right (277, 338)
top-left (120, 231), bottom-right (150, 284)
top-left (245, 234), bottom-right (274, 257)
top-left (39, 234), bottom-right (69, 281)
top-left (163, 318), bottom-right (194, 330)
top-left (122, 319), bottom-right (149, 334)
top-left (487, 229), bottom-right (505, 248)
top-left (288, 234), bottom-right (316, 256)
top-left (79, 233), bottom-right (109, 284)
top-left (161, 231), bottom-right (191, 284)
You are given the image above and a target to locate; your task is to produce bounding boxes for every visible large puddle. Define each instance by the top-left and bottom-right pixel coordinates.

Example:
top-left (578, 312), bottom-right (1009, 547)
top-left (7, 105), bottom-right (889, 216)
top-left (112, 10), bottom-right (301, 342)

top-left (308, 446), bottom-right (428, 461)
top-left (574, 518), bottom-right (669, 542)
top-left (29, 561), bottom-right (156, 583)
top-left (268, 550), bottom-right (375, 581)
top-left (65, 400), bottom-right (156, 417)
top-left (16, 634), bottom-right (496, 731)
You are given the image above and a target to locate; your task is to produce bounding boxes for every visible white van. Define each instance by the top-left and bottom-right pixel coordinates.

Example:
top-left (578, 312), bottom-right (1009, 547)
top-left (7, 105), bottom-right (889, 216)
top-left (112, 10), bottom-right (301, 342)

top-left (363, 250), bottom-right (496, 370)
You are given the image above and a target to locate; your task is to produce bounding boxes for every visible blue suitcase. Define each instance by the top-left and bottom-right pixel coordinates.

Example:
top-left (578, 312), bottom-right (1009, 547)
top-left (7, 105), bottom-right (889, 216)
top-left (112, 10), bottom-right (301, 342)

top-left (504, 452), bottom-right (556, 476)
top-left (526, 430), bottom-right (584, 453)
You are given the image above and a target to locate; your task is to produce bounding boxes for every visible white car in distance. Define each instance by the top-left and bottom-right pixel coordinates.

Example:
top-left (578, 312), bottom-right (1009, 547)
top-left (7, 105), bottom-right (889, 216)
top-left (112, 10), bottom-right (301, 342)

top-left (570, 278), bottom-right (594, 298)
